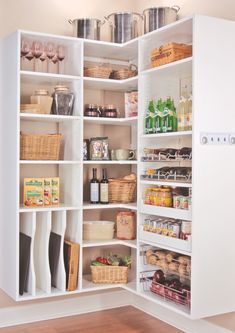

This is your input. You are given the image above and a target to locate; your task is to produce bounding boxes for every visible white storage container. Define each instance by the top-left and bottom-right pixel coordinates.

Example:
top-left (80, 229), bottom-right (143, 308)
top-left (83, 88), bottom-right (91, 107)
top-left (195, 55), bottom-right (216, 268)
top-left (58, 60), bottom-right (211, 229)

top-left (83, 221), bottom-right (115, 240)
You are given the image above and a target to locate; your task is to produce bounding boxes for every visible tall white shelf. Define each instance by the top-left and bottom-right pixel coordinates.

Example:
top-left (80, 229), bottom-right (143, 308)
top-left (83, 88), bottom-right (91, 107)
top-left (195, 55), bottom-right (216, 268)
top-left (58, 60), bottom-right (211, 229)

top-left (1, 15), bottom-right (235, 319)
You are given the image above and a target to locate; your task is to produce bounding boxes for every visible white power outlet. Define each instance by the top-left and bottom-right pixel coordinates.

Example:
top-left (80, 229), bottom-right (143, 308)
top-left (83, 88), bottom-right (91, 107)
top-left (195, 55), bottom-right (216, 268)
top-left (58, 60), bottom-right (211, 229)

top-left (200, 133), bottom-right (235, 145)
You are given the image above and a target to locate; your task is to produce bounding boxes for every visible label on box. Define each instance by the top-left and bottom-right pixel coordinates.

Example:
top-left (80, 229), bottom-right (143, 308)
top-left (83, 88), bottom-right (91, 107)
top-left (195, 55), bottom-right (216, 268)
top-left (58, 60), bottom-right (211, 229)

top-left (24, 178), bottom-right (44, 207)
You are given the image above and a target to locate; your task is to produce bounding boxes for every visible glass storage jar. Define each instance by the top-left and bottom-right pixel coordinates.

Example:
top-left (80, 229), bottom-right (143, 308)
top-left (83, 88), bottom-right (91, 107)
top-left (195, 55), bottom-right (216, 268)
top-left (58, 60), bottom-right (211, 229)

top-left (30, 89), bottom-right (53, 114)
top-left (84, 104), bottom-right (100, 117)
top-left (51, 85), bottom-right (74, 115)
top-left (159, 188), bottom-right (173, 207)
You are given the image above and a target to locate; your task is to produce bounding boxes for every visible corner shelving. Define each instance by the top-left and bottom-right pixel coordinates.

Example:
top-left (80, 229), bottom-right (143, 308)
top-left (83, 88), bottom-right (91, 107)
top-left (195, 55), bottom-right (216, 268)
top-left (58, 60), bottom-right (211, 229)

top-left (3, 15), bottom-right (235, 319)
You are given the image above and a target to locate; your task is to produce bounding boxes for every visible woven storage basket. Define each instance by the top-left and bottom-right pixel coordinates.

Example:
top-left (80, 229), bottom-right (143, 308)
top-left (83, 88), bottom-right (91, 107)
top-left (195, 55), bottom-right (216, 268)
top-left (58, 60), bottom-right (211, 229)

top-left (151, 43), bottom-right (192, 68)
top-left (84, 64), bottom-right (112, 79)
top-left (91, 265), bottom-right (128, 284)
top-left (109, 177), bottom-right (136, 203)
top-left (111, 64), bottom-right (138, 80)
top-left (20, 133), bottom-right (63, 160)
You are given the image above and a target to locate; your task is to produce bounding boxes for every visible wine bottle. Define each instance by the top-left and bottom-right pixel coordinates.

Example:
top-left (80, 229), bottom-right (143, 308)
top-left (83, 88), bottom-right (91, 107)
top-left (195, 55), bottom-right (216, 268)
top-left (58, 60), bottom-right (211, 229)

top-left (90, 168), bottom-right (99, 204)
top-left (100, 168), bottom-right (109, 204)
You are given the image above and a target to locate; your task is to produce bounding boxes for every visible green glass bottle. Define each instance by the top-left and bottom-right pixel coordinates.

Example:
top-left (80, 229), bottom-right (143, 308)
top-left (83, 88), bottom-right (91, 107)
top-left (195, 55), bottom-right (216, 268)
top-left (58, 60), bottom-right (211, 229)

top-left (145, 100), bottom-right (156, 134)
top-left (172, 98), bottom-right (178, 132)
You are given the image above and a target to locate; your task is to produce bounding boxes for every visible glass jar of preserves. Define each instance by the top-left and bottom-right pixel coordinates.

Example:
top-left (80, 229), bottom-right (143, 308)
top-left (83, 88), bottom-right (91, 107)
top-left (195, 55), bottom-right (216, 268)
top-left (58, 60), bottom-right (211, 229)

top-left (144, 188), bottom-right (152, 205)
top-left (103, 104), bottom-right (118, 118)
top-left (152, 188), bottom-right (160, 206)
top-left (51, 85), bottom-right (74, 115)
top-left (159, 188), bottom-right (173, 207)
top-left (84, 104), bottom-right (99, 117)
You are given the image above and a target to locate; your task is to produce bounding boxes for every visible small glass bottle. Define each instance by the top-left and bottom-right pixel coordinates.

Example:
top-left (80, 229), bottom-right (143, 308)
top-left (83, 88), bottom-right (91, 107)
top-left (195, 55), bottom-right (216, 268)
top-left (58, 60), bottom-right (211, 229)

top-left (30, 89), bottom-right (53, 114)
top-left (51, 85), bottom-right (74, 115)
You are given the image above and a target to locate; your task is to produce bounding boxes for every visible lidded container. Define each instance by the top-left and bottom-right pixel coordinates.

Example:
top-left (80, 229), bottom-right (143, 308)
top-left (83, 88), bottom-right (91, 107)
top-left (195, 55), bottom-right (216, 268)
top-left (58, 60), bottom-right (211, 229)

top-left (143, 6), bottom-right (180, 33)
top-left (84, 104), bottom-right (100, 117)
top-left (105, 12), bottom-right (142, 43)
top-left (30, 89), bottom-right (53, 114)
top-left (103, 104), bottom-right (118, 118)
top-left (51, 85), bottom-right (74, 115)
top-left (159, 188), bottom-right (173, 207)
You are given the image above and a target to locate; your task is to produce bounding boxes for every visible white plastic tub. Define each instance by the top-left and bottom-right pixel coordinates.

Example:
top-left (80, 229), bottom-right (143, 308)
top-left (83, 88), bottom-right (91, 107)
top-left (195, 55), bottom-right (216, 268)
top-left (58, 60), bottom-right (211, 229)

top-left (83, 221), bottom-right (115, 240)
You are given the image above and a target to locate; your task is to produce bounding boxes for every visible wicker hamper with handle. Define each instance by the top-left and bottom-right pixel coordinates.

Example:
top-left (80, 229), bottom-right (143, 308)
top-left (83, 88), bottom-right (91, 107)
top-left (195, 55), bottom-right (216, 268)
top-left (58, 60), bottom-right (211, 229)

top-left (20, 133), bottom-right (63, 160)
top-left (109, 174), bottom-right (136, 203)
top-left (151, 43), bottom-right (192, 68)
top-left (91, 265), bottom-right (128, 284)
top-left (84, 64), bottom-right (112, 79)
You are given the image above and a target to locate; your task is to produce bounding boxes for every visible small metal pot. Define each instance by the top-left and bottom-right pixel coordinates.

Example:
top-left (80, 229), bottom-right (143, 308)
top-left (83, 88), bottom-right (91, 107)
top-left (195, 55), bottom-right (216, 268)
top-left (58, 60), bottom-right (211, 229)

top-left (143, 6), bottom-right (180, 33)
top-left (104, 12), bottom-right (142, 43)
top-left (68, 18), bottom-right (104, 40)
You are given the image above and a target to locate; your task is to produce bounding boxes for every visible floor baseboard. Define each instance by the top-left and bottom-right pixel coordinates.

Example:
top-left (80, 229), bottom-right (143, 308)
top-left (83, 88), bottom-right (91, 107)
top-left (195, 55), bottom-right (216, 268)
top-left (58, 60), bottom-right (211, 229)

top-left (0, 289), bottom-right (232, 333)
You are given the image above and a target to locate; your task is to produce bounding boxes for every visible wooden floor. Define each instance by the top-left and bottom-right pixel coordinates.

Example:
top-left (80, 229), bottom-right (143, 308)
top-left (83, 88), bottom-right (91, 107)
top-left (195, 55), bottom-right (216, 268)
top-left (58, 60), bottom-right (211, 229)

top-left (0, 306), bottom-right (183, 333)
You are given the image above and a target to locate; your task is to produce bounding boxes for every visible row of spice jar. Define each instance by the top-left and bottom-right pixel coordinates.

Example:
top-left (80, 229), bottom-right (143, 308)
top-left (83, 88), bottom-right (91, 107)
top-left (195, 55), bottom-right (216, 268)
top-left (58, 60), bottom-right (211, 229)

top-left (84, 104), bottom-right (118, 118)
top-left (144, 186), bottom-right (191, 210)
top-left (143, 217), bottom-right (191, 240)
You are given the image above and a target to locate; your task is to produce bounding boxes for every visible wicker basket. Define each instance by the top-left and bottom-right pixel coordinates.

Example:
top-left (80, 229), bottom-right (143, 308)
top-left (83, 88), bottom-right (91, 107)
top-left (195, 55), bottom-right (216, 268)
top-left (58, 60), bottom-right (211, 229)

top-left (109, 175), bottom-right (136, 203)
top-left (84, 64), bottom-right (112, 79)
top-left (91, 265), bottom-right (128, 284)
top-left (151, 43), bottom-right (192, 68)
top-left (20, 133), bottom-right (63, 160)
top-left (111, 64), bottom-right (138, 80)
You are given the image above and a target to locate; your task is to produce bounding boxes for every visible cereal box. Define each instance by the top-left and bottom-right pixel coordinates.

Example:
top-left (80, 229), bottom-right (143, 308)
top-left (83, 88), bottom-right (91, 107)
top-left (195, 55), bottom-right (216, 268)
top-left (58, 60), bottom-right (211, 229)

top-left (51, 177), bottom-right (60, 206)
top-left (44, 178), bottom-right (52, 206)
top-left (24, 178), bottom-right (44, 207)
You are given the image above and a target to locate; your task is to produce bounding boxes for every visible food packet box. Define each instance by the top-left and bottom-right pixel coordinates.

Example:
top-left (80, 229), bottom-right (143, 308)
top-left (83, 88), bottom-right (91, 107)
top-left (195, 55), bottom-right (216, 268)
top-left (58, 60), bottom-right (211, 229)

top-left (51, 177), bottom-right (60, 206)
top-left (24, 178), bottom-right (44, 207)
top-left (44, 178), bottom-right (52, 206)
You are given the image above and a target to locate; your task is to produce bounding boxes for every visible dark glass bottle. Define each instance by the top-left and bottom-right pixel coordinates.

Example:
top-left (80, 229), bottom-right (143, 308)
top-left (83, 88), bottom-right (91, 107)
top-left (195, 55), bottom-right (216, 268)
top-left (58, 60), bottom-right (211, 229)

top-left (100, 168), bottom-right (109, 204)
top-left (90, 168), bottom-right (99, 204)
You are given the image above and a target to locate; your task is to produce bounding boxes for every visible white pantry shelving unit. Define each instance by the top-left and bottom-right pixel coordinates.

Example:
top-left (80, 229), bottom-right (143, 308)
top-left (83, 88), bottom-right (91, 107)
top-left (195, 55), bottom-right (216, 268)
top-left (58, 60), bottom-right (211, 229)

top-left (1, 15), bottom-right (235, 319)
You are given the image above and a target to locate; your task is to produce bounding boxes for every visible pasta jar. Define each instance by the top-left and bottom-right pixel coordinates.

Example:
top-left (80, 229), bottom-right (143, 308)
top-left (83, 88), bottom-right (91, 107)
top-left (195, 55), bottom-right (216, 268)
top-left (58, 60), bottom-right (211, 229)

top-left (51, 85), bottom-right (75, 115)
top-left (159, 188), bottom-right (173, 207)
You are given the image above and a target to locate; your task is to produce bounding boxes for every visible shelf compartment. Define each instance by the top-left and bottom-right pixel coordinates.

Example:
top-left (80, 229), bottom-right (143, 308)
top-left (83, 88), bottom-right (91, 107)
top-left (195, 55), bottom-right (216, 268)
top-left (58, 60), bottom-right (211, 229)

top-left (84, 38), bottom-right (138, 61)
top-left (83, 202), bottom-right (137, 210)
top-left (83, 76), bottom-right (138, 91)
top-left (51, 211), bottom-right (67, 292)
top-left (83, 116), bottom-right (137, 126)
top-left (139, 228), bottom-right (191, 255)
top-left (139, 17), bottom-right (192, 72)
top-left (140, 57), bottom-right (192, 79)
top-left (140, 202), bottom-right (192, 221)
top-left (20, 113), bottom-right (81, 122)
top-left (34, 211), bottom-right (51, 294)
top-left (19, 212), bottom-right (36, 297)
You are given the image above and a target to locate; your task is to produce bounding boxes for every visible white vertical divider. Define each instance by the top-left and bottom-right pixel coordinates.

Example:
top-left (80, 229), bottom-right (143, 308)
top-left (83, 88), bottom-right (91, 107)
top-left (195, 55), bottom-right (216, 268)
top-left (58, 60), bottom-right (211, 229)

top-left (20, 212), bottom-right (36, 296)
top-left (34, 212), bottom-right (51, 294)
top-left (79, 40), bottom-right (84, 291)
top-left (51, 210), bottom-right (66, 292)
top-left (136, 37), bottom-right (143, 292)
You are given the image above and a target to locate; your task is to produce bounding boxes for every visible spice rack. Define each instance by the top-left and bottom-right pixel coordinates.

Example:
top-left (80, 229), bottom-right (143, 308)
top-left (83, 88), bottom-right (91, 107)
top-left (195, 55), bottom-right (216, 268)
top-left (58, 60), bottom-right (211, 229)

top-left (2, 15), bottom-right (235, 319)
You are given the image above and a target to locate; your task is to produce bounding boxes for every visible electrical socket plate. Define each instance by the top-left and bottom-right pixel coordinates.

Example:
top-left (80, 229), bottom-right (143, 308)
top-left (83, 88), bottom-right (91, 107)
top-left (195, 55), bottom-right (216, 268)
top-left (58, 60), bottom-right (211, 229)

top-left (200, 133), bottom-right (235, 145)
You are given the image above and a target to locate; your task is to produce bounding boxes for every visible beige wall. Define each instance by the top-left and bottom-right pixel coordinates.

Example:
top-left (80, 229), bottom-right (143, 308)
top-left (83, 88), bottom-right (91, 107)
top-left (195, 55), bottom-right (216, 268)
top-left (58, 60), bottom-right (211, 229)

top-left (1, 0), bottom-right (235, 330)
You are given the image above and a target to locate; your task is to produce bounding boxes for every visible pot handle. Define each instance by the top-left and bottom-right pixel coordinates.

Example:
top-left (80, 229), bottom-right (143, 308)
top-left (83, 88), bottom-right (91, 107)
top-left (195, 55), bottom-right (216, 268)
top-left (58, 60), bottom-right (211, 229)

top-left (104, 16), bottom-right (115, 27)
top-left (171, 5), bottom-right (180, 12)
top-left (68, 19), bottom-right (73, 24)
